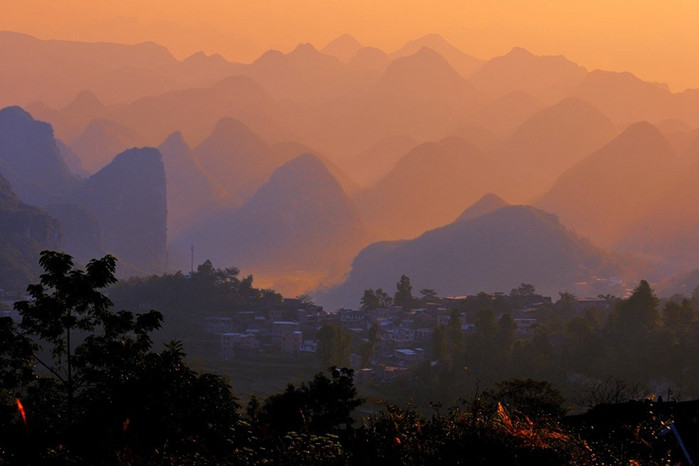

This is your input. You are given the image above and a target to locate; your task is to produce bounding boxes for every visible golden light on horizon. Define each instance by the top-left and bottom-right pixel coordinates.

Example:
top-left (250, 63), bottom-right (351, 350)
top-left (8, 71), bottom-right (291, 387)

top-left (1, 0), bottom-right (698, 90)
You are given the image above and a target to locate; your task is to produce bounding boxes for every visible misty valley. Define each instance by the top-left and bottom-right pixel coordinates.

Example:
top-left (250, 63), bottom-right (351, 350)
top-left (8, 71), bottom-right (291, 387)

top-left (2, 30), bottom-right (699, 464)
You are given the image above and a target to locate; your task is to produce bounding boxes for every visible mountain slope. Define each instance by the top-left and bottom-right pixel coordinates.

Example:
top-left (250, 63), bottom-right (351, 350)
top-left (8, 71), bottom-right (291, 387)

top-left (318, 205), bottom-right (633, 309)
top-left (0, 106), bottom-right (77, 206)
top-left (468, 47), bottom-right (587, 104)
top-left (499, 98), bottom-right (617, 199)
top-left (192, 117), bottom-right (284, 205)
top-left (181, 153), bottom-right (369, 294)
top-left (158, 131), bottom-right (226, 236)
top-left (74, 147), bottom-right (167, 275)
top-left (355, 137), bottom-right (516, 239)
top-left (390, 34), bottom-right (484, 78)
top-left (0, 172), bottom-right (60, 291)
top-left (537, 121), bottom-right (678, 246)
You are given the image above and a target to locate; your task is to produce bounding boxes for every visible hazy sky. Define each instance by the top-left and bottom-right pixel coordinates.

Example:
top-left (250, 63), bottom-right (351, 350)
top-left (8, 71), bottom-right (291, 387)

top-left (2, 0), bottom-right (698, 91)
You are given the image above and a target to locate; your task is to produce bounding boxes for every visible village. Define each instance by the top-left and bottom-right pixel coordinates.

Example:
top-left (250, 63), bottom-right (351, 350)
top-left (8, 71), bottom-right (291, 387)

top-left (204, 288), bottom-right (612, 384)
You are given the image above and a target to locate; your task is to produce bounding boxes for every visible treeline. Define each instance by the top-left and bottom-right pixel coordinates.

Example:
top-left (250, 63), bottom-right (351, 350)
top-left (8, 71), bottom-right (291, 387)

top-left (359, 277), bottom-right (699, 409)
top-left (0, 252), bottom-right (695, 464)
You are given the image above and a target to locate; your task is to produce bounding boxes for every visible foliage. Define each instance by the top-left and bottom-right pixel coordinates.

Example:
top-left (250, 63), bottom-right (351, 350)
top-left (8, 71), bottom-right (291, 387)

top-left (511, 283), bottom-right (537, 296)
top-left (316, 324), bottom-right (351, 368)
top-left (256, 367), bottom-right (362, 437)
top-left (108, 259), bottom-right (283, 346)
top-left (0, 251), bottom-right (242, 464)
top-left (393, 274), bottom-right (414, 309)
top-left (608, 279), bottom-right (659, 334)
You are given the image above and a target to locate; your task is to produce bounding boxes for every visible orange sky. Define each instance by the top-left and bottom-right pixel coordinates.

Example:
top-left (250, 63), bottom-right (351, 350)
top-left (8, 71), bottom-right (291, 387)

top-left (2, 0), bottom-right (698, 91)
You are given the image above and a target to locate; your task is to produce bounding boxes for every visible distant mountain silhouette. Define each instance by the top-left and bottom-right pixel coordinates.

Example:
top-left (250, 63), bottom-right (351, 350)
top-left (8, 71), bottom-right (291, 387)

top-left (45, 90), bottom-right (110, 142)
top-left (447, 125), bottom-right (501, 153)
top-left (246, 42), bottom-right (360, 102)
top-left (378, 47), bottom-right (475, 104)
top-left (355, 137), bottom-right (517, 239)
top-left (192, 117), bottom-right (284, 205)
top-left (70, 118), bottom-right (143, 173)
top-left (321, 34), bottom-right (363, 63)
top-left (616, 147), bottom-right (699, 270)
top-left (570, 70), bottom-right (696, 126)
top-left (348, 47), bottom-right (391, 73)
top-left (108, 75), bottom-right (283, 146)
top-left (455, 193), bottom-right (510, 223)
top-left (317, 205), bottom-right (633, 309)
top-left (270, 141), bottom-right (360, 196)
top-left (181, 153), bottom-right (368, 295)
top-left (158, 131), bottom-right (227, 237)
top-left (459, 90), bottom-right (544, 137)
top-left (0, 31), bottom-right (178, 107)
top-left (390, 34), bottom-right (484, 78)
top-left (500, 98), bottom-right (617, 199)
top-left (0, 172), bottom-right (60, 291)
top-left (537, 121), bottom-right (678, 247)
top-left (338, 134), bottom-right (418, 188)
top-left (0, 106), bottom-right (77, 206)
top-left (73, 147), bottom-right (167, 275)
top-left (468, 47), bottom-right (587, 104)
top-left (55, 140), bottom-right (87, 176)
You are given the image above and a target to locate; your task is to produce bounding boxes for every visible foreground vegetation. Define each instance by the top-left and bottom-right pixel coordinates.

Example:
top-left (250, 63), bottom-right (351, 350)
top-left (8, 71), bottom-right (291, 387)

top-left (1, 251), bottom-right (698, 464)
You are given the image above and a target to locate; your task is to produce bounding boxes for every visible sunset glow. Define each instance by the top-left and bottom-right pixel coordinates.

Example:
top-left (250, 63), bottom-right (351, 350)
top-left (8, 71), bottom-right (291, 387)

top-left (2, 0), bottom-right (698, 90)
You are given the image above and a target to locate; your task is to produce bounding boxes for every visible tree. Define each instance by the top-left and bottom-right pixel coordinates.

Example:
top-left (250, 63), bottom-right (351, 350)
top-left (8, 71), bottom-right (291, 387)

top-left (662, 298), bottom-right (694, 329)
top-left (259, 367), bottom-right (362, 436)
top-left (360, 288), bottom-right (392, 311)
top-left (394, 275), bottom-right (414, 309)
top-left (14, 251), bottom-right (163, 427)
top-left (510, 283), bottom-right (536, 297)
top-left (6, 251), bottom-right (241, 463)
top-left (432, 325), bottom-right (447, 360)
top-left (556, 291), bottom-right (576, 315)
top-left (446, 309), bottom-right (464, 358)
top-left (609, 279), bottom-right (659, 334)
top-left (360, 289), bottom-right (381, 311)
top-left (474, 308), bottom-right (496, 338)
top-left (316, 324), bottom-right (351, 368)
top-left (419, 288), bottom-right (441, 305)
top-left (358, 323), bottom-right (379, 367)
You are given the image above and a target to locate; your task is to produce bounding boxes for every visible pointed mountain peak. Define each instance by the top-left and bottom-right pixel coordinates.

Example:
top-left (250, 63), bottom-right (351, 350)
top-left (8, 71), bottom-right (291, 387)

top-left (506, 46), bottom-right (535, 57)
top-left (287, 42), bottom-right (341, 68)
top-left (63, 90), bottom-right (104, 113)
top-left (406, 33), bottom-right (451, 49)
top-left (611, 121), bottom-right (670, 150)
top-left (182, 50), bottom-right (227, 65)
top-left (209, 117), bottom-right (260, 142)
top-left (321, 34), bottom-right (363, 62)
top-left (456, 193), bottom-right (510, 223)
top-left (385, 47), bottom-right (460, 77)
top-left (393, 33), bottom-right (453, 56)
top-left (290, 42), bottom-right (320, 56)
top-left (253, 48), bottom-right (287, 66)
top-left (619, 120), bottom-right (664, 139)
top-left (325, 33), bottom-right (362, 48)
top-left (159, 130), bottom-right (190, 152)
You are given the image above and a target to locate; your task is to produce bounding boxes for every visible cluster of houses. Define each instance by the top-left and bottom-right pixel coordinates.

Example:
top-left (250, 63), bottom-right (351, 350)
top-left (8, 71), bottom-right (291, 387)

top-left (204, 293), bottom-right (610, 381)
